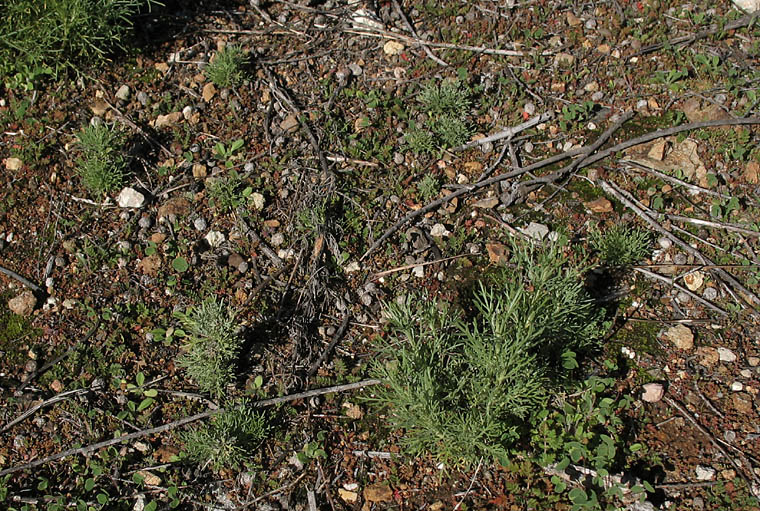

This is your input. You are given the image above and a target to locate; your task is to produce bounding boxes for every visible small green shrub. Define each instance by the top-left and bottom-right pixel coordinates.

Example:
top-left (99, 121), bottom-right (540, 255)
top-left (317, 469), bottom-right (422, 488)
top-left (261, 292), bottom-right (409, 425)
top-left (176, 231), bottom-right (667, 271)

top-left (207, 170), bottom-right (244, 212)
top-left (418, 79), bottom-right (471, 117)
top-left (404, 79), bottom-right (474, 155)
top-left (367, 241), bottom-right (607, 467)
top-left (0, 0), bottom-right (159, 81)
top-left (589, 224), bottom-right (652, 267)
top-left (181, 404), bottom-right (268, 471)
top-left (175, 298), bottom-right (242, 397)
top-left (205, 45), bottom-right (247, 88)
top-left (416, 174), bottom-right (440, 202)
top-left (76, 123), bottom-right (128, 196)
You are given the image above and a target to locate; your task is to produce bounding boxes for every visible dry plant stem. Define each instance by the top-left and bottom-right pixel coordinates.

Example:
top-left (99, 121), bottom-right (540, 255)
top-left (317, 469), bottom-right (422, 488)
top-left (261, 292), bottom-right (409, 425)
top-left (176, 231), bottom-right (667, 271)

top-left (453, 457), bottom-right (483, 511)
top-left (371, 254), bottom-right (472, 279)
top-left (601, 179), bottom-right (760, 309)
top-left (237, 208), bottom-right (284, 268)
top-left (634, 13), bottom-right (759, 56)
top-left (0, 264), bottom-right (42, 293)
top-left (453, 112), bottom-right (554, 152)
top-left (641, 268), bottom-right (728, 316)
top-left (663, 396), bottom-right (760, 496)
top-left (0, 378), bottom-right (381, 477)
top-left (1, 387), bottom-right (94, 434)
top-left (346, 27), bottom-right (550, 57)
top-left (16, 317), bottom-right (101, 394)
top-left (364, 115), bottom-right (760, 260)
top-left (99, 96), bottom-right (172, 158)
top-left (622, 160), bottom-right (730, 199)
top-left (261, 66), bottom-right (332, 179)
top-left (391, 0), bottom-right (448, 67)
top-left (307, 313), bottom-right (352, 378)
top-left (666, 214), bottom-right (760, 237)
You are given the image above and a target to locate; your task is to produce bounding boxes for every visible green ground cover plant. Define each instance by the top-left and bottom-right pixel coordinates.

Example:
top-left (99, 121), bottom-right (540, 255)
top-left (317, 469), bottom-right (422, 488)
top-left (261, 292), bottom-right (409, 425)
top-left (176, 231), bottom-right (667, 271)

top-left (205, 45), bottom-right (247, 88)
top-left (0, 0), bottom-right (159, 83)
top-left (589, 224), bottom-right (653, 267)
top-left (180, 403), bottom-right (268, 471)
top-left (175, 298), bottom-right (242, 397)
top-left (75, 123), bottom-right (129, 196)
top-left (367, 240), bottom-right (607, 468)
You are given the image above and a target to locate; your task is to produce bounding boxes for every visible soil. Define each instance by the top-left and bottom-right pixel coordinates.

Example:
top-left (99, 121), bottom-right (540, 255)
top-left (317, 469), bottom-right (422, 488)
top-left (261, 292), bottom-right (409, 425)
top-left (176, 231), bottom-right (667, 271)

top-left (1, 0), bottom-right (760, 509)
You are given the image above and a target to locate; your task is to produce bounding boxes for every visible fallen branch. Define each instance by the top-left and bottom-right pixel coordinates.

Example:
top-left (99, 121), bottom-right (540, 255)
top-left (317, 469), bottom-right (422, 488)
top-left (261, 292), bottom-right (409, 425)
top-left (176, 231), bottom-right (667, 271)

top-left (391, 0), bottom-right (448, 67)
top-left (0, 378), bottom-right (381, 477)
top-left (600, 179), bottom-right (760, 310)
top-left (663, 396), bottom-right (760, 498)
top-left (0, 264), bottom-right (42, 293)
top-left (16, 317), bottom-right (101, 394)
top-left (362, 115), bottom-right (760, 260)
top-left (1, 387), bottom-right (95, 434)
top-left (452, 112), bottom-right (554, 152)
top-left (633, 267), bottom-right (727, 316)
top-left (633, 13), bottom-right (759, 56)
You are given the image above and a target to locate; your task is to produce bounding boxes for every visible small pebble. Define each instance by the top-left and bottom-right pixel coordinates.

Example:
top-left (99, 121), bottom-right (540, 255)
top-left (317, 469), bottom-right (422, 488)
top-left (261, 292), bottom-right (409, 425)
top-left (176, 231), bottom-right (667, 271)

top-left (658, 237), bottom-right (672, 250)
top-left (193, 217), bottom-right (207, 231)
top-left (718, 347), bottom-right (737, 363)
top-left (136, 91), bottom-right (149, 106)
top-left (139, 216), bottom-right (152, 229)
top-left (244, 162), bottom-right (255, 173)
top-left (724, 430), bottom-right (736, 443)
top-left (115, 84), bottom-right (130, 101)
top-left (393, 152), bottom-right (405, 165)
top-left (731, 381), bottom-right (743, 392)
top-left (695, 465), bottom-right (716, 481)
top-left (702, 287), bottom-right (718, 300)
top-left (271, 233), bottom-right (285, 246)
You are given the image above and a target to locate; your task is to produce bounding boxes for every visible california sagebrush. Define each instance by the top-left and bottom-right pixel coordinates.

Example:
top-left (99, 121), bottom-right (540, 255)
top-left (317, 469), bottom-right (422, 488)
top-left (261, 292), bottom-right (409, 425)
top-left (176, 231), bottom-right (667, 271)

top-left (181, 403), bottom-right (268, 471)
top-left (76, 123), bottom-right (128, 196)
top-left (175, 298), bottom-right (242, 397)
top-left (367, 241), bottom-right (607, 467)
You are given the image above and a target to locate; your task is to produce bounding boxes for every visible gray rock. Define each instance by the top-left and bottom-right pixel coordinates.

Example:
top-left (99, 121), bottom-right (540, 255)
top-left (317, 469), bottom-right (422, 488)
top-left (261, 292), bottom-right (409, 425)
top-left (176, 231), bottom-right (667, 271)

top-left (8, 291), bottom-right (36, 316)
top-left (194, 217), bottom-right (207, 231)
top-left (271, 233), bottom-right (285, 246)
top-left (138, 216), bottom-right (152, 229)
top-left (117, 187), bottom-right (145, 208)
top-left (718, 347), bottom-right (737, 362)
top-left (115, 84), bottom-right (130, 101)
top-left (695, 465), bottom-right (716, 481)
top-left (136, 91), bottom-right (149, 106)
top-left (703, 287), bottom-right (718, 300)
top-left (521, 222), bottom-right (549, 240)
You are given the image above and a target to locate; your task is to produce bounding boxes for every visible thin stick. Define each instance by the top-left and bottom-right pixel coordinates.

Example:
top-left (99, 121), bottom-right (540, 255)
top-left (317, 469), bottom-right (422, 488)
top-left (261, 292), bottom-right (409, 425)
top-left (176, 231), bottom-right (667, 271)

top-left (634, 13), bottom-right (759, 56)
top-left (666, 214), bottom-right (760, 237)
top-left (601, 180), bottom-right (760, 309)
top-left (16, 318), bottom-right (101, 394)
top-left (371, 254), bottom-right (472, 279)
top-left (453, 457), bottom-right (483, 511)
top-left (0, 379), bottom-right (382, 477)
top-left (307, 314), bottom-right (352, 378)
top-left (663, 396), bottom-right (760, 496)
top-left (0, 265), bottom-right (42, 293)
top-left (237, 209), bottom-right (284, 268)
top-left (363, 115), bottom-right (760, 260)
top-left (345, 27), bottom-right (548, 57)
top-left (621, 160), bottom-right (730, 199)
top-left (1, 387), bottom-right (94, 434)
top-left (452, 112), bottom-right (554, 152)
top-left (391, 0), bottom-right (448, 67)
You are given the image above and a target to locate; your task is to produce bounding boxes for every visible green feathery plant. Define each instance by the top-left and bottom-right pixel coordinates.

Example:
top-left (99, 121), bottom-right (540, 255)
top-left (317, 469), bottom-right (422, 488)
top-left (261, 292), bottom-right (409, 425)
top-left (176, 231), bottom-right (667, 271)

top-left (175, 298), bottom-right (242, 397)
top-left (0, 0), bottom-right (160, 83)
top-left (76, 123), bottom-right (128, 196)
top-left (180, 403), bottom-right (268, 471)
top-left (589, 224), bottom-right (652, 267)
top-left (205, 45), bottom-right (247, 88)
top-left (367, 240), bottom-right (607, 468)
top-left (405, 78), bottom-right (474, 155)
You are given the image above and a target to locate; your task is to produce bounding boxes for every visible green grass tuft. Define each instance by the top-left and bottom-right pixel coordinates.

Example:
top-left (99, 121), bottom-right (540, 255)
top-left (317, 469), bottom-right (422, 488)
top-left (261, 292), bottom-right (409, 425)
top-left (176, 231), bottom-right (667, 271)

top-left (590, 224), bottom-right (653, 267)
